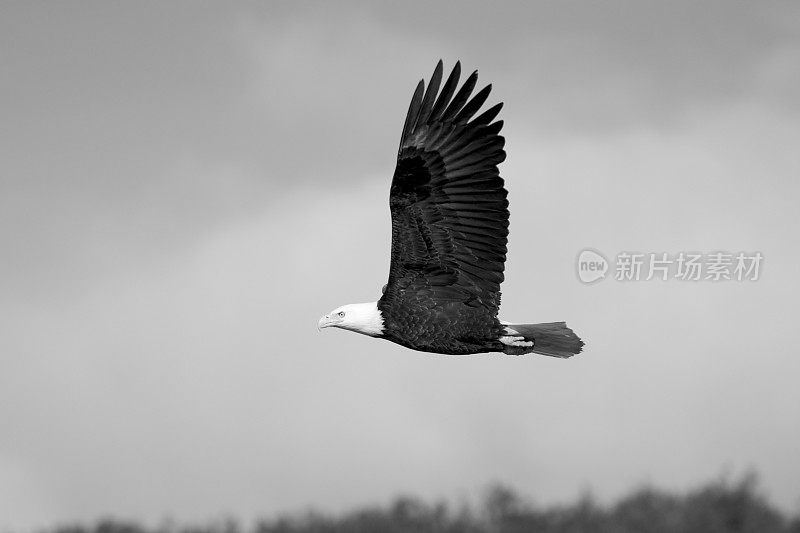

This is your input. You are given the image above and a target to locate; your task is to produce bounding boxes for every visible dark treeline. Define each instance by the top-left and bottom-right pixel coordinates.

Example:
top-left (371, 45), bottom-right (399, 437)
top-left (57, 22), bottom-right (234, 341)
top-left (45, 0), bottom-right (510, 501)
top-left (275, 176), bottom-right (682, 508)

top-left (44, 474), bottom-right (800, 533)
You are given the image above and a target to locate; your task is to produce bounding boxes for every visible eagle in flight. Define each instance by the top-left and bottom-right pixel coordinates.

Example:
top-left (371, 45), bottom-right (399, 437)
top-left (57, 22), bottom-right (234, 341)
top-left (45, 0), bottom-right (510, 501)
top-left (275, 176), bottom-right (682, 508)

top-left (319, 61), bottom-right (584, 357)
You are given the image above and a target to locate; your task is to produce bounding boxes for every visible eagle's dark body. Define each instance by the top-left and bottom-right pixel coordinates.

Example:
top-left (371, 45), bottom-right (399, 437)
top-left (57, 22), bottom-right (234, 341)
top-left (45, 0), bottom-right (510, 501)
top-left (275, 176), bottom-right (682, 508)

top-left (322, 61), bottom-right (584, 358)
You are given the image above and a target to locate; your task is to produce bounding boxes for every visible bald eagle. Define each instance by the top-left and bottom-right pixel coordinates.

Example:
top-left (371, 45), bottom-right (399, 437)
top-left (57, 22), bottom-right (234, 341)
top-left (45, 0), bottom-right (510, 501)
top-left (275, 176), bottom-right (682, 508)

top-left (319, 61), bottom-right (584, 357)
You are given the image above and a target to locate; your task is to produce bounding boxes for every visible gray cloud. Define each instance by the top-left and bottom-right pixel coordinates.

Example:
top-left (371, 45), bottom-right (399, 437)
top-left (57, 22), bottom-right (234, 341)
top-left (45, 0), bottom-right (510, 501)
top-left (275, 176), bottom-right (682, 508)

top-left (3, 1), bottom-right (797, 296)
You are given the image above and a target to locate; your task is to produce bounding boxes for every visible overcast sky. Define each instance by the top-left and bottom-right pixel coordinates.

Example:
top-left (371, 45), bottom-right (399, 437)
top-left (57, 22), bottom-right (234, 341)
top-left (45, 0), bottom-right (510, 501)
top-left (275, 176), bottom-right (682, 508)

top-left (2, 2), bottom-right (799, 531)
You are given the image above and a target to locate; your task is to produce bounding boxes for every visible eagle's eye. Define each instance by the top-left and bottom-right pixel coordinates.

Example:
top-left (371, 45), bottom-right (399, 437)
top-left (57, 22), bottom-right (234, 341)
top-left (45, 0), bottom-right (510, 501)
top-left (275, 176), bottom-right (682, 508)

top-left (338, 311), bottom-right (345, 318)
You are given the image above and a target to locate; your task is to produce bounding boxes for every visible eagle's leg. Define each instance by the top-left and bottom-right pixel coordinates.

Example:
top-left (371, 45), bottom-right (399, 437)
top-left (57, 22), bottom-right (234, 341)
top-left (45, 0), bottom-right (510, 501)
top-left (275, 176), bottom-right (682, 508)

top-left (499, 330), bottom-right (534, 348)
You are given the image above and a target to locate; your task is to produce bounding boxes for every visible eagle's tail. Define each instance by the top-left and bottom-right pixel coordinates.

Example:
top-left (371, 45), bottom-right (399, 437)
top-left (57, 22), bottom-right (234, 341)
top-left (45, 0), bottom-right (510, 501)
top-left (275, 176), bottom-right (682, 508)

top-left (499, 321), bottom-right (584, 358)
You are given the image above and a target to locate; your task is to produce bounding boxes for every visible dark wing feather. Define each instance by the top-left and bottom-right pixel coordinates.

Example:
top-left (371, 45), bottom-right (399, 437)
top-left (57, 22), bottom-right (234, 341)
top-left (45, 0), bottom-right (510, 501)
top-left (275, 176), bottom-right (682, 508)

top-left (381, 61), bottom-right (508, 315)
top-left (415, 61), bottom-right (442, 131)
top-left (399, 80), bottom-right (424, 151)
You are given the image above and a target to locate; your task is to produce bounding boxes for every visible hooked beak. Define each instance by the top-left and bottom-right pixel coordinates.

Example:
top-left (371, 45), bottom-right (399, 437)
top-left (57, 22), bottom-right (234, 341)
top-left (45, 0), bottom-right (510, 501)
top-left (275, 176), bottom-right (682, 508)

top-left (318, 314), bottom-right (335, 331)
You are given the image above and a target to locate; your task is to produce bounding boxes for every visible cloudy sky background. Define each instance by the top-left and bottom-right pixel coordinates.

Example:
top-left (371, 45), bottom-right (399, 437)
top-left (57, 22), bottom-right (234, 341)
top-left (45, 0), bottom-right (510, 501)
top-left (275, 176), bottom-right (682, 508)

top-left (2, 1), bottom-right (799, 530)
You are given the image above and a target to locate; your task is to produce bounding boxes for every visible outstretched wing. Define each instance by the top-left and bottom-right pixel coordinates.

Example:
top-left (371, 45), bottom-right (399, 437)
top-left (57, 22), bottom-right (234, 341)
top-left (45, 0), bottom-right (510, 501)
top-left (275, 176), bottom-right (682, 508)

top-left (381, 61), bottom-right (508, 314)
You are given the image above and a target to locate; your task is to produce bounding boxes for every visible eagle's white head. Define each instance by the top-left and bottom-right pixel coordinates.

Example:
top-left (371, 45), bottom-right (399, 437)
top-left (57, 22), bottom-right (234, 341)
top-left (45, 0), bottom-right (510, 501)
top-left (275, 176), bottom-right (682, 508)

top-left (318, 301), bottom-right (384, 337)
